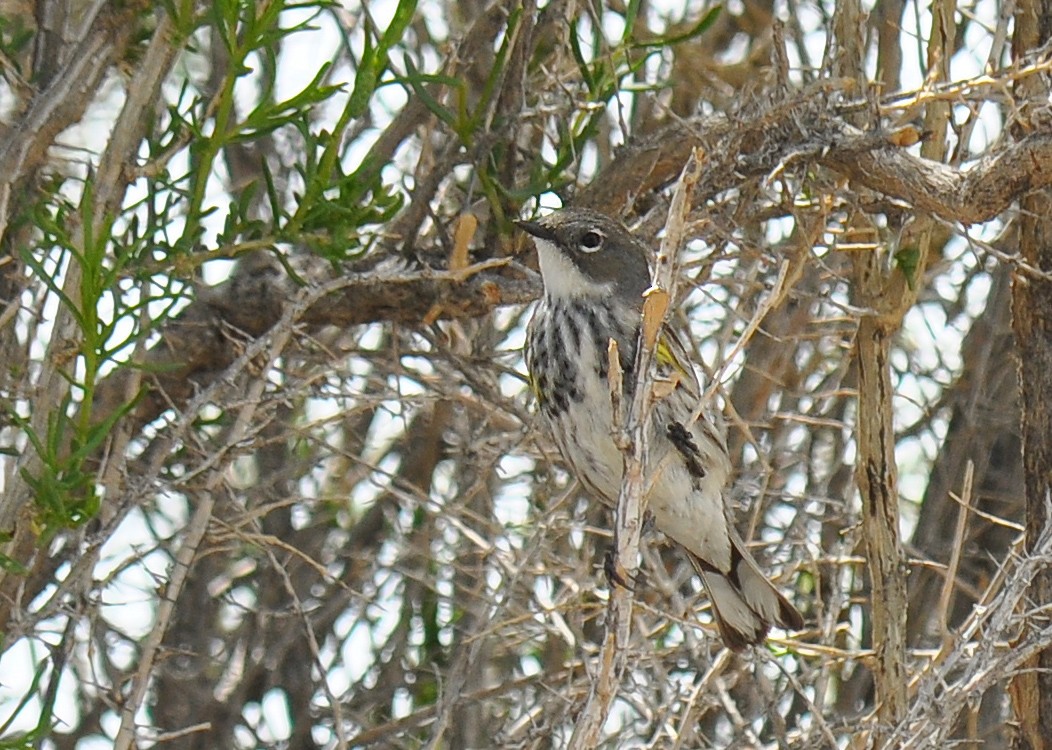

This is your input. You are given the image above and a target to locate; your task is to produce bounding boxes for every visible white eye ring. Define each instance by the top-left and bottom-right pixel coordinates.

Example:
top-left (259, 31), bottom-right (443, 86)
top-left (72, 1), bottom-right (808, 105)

top-left (579, 230), bottom-right (604, 253)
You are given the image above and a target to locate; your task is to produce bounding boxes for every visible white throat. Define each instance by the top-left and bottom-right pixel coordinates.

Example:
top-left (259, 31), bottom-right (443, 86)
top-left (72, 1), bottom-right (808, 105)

top-left (534, 237), bottom-right (609, 299)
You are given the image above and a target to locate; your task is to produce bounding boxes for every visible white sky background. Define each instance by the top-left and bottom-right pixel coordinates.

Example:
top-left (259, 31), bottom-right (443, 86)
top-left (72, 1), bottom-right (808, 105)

top-left (0, 0), bottom-right (1014, 745)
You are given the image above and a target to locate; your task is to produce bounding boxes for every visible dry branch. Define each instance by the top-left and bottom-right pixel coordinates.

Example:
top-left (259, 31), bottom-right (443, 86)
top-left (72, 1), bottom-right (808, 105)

top-left (63, 79), bottom-right (1052, 475)
top-left (580, 91), bottom-right (1052, 228)
top-left (567, 149), bottom-right (702, 748)
top-left (0, 1), bottom-right (155, 240)
top-left (81, 86), bottom-right (1052, 463)
top-left (889, 513), bottom-right (1052, 748)
top-left (3, 1), bottom-right (1050, 746)
top-left (0, 6), bottom-right (186, 622)
top-left (1007, 3), bottom-right (1052, 741)
top-left (89, 260), bottom-right (538, 431)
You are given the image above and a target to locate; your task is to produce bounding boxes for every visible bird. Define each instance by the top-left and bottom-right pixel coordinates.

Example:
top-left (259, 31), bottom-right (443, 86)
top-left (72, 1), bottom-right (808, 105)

top-left (518, 206), bottom-right (803, 651)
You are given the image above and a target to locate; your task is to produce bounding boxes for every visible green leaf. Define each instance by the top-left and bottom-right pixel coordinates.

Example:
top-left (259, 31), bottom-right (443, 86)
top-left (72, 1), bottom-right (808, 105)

top-left (0, 656), bottom-right (49, 736)
top-left (18, 248), bottom-right (87, 332)
top-left (895, 245), bottom-right (921, 290)
top-left (568, 19), bottom-right (595, 92)
top-left (0, 553), bottom-right (29, 576)
top-left (633, 5), bottom-right (722, 49)
top-left (400, 55), bottom-right (460, 131)
top-left (623, 0), bottom-right (643, 41)
top-left (347, 0), bottom-right (418, 119)
top-left (68, 396), bottom-right (139, 467)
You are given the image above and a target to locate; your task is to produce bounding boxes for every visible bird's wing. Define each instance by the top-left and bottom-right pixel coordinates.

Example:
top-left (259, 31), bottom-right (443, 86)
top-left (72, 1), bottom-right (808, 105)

top-left (654, 321), bottom-right (702, 401)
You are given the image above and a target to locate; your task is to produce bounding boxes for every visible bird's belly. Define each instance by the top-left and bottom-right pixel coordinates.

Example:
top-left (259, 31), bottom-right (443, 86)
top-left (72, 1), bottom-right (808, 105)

top-left (546, 395), bottom-right (624, 503)
top-left (546, 392), bottom-right (733, 570)
top-left (646, 459), bottom-right (732, 570)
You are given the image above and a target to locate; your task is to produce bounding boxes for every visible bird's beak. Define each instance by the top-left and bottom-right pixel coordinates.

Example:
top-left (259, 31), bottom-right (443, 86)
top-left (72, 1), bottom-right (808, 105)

top-left (514, 218), bottom-right (558, 242)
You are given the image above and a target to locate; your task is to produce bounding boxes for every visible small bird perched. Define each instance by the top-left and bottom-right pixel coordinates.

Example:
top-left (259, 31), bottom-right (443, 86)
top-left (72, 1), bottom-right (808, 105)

top-left (518, 207), bottom-right (802, 651)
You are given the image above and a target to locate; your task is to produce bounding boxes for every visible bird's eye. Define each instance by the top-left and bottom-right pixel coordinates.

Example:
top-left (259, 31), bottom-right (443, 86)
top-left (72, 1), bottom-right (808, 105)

top-left (579, 230), bottom-right (603, 253)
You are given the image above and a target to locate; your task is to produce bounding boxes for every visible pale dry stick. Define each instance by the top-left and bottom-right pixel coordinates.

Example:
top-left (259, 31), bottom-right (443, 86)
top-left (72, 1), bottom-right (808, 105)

top-left (566, 149), bottom-right (704, 749)
top-left (421, 577), bottom-right (498, 748)
top-left (5, 44), bottom-right (182, 666)
top-left (878, 50), bottom-right (1048, 113)
top-left (697, 256), bottom-right (794, 419)
top-left (0, 281), bottom-right (22, 333)
top-left (112, 494), bottom-right (217, 750)
top-left (953, 217), bottom-right (1052, 283)
top-left (350, 669), bottom-right (576, 746)
top-left (985, 0), bottom-right (1016, 87)
top-left (892, 514), bottom-right (1052, 749)
top-left (0, 7), bottom-right (180, 630)
top-left (345, 452), bottom-right (542, 593)
top-left (859, 510), bottom-right (1038, 746)
top-left (112, 282), bottom-right (323, 750)
top-left (949, 493), bottom-right (1025, 532)
top-left (668, 650), bottom-right (731, 750)
top-left (684, 255), bottom-right (797, 516)
top-left (4, 293), bottom-right (336, 644)
top-left (761, 649), bottom-right (841, 750)
top-left (212, 503), bottom-right (352, 748)
top-left (149, 723), bottom-right (213, 743)
top-left (714, 675), bottom-right (760, 744)
top-left (0, 9), bottom-right (181, 540)
top-left (254, 530), bottom-right (351, 750)
top-left (712, 254), bottom-right (807, 539)
top-left (0, 1), bottom-right (126, 242)
top-left (342, 425), bottom-right (596, 735)
top-left (113, 367), bottom-right (280, 750)
top-left (852, 319), bottom-right (910, 745)
top-left (848, 17), bottom-right (960, 724)
top-left (938, 460), bottom-right (974, 651)
top-left (562, 318), bottom-right (641, 747)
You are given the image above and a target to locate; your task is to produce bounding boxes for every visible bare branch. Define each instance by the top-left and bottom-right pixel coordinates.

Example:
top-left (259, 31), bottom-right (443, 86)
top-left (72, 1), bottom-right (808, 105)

top-left (892, 514), bottom-right (1052, 748)
top-left (581, 93), bottom-right (1052, 227)
top-left (568, 148), bottom-right (702, 747)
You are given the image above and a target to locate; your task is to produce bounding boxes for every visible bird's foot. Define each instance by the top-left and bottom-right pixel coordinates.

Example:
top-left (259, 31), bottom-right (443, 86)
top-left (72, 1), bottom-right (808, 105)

top-left (603, 548), bottom-right (639, 591)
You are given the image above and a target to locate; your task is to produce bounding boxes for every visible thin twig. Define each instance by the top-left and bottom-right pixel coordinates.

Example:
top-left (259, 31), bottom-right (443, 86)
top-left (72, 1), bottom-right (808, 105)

top-left (938, 460), bottom-right (974, 650)
top-left (567, 148), bottom-right (704, 748)
top-left (887, 511), bottom-right (1052, 749)
top-left (112, 279), bottom-right (310, 750)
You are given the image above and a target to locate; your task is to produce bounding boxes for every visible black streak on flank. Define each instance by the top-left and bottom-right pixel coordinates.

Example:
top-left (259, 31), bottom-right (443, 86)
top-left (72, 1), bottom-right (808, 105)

top-left (667, 422), bottom-right (707, 479)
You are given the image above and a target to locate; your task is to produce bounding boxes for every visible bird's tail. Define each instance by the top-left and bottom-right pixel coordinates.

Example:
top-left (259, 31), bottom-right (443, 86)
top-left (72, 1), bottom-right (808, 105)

top-left (688, 534), bottom-right (803, 652)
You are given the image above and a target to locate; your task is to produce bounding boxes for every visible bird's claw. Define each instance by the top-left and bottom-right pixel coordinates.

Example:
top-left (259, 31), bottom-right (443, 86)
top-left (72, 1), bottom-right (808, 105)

top-left (603, 548), bottom-right (637, 591)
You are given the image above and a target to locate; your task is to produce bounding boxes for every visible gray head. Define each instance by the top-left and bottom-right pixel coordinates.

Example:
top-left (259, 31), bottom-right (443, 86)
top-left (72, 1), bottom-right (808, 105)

top-left (516, 207), bottom-right (651, 305)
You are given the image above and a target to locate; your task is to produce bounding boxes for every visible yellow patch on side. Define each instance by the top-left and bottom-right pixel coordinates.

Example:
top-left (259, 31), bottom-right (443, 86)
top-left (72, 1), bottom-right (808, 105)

top-left (528, 372), bottom-right (543, 404)
top-left (655, 338), bottom-right (690, 378)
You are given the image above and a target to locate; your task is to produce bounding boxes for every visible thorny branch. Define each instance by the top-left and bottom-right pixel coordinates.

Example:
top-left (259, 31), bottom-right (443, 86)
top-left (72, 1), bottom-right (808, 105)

top-left (2, 2), bottom-right (1051, 745)
top-left (890, 508), bottom-right (1052, 749)
top-left (568, 148), bottom-right (703, 748)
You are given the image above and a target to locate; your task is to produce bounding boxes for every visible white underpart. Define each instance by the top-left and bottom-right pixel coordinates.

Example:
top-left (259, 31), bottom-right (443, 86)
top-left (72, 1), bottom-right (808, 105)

top-left (534, 231), bottom-right (733, 570)
top-left (531, 230), bottom-right (797, 642)
top-left (534, 237), bottom-right (609, 298)
top-left (647, 443), bottom-right (733, 570)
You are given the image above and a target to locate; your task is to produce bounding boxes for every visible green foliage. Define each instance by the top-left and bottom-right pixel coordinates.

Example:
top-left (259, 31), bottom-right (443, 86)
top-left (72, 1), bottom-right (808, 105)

top-left (632, 5), bottom-right (721, 49)
top-left (514, 6), bottom-right (721, 204)
top-left (347, 0), bottom-right (418, 119)
top-left (12, 181), bottom-right (149, 540)
top-left (277, 0), bottom-right (419, 255)
top-left (0, 12), bottom-right (33, 74)
top-left (895, 245), bottom-right (922, 290)
top-left (284, 128), bottom-right (405, 260)
top-left (0, 651), bottom-right (55, 747)
top-left (10, 0), bottom-right (422, 542)
top-left (159, 0), bottom-right (415, 262)
top-left (0, 530), bottom-right (28, 574)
